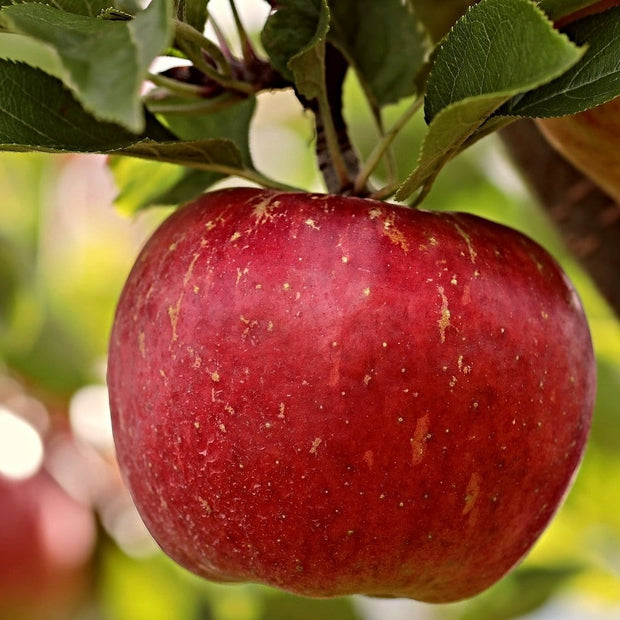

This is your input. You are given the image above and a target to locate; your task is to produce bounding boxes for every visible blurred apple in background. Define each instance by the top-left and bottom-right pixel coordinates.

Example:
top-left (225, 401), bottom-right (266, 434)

top-left (536, 96), bottom-right (620, 203)
top-left (0, 394), bottom-right (96, 619)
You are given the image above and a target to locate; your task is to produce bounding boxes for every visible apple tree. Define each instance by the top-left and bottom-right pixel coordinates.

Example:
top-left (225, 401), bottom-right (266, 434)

top-left (0, 0), bottom-right (618, 618)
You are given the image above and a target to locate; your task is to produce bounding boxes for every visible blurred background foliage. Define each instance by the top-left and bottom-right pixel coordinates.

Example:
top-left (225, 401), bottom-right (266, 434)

top-left (0, 2), bottom-right (619, 619)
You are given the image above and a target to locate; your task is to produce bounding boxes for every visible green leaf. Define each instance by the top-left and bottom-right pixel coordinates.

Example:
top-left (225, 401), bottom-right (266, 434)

top-left (328, 0), bottom-right (430, 108)
top-left (109, 157), bottom-right (186, 212)
top-left (175, 0), bottom-right (209, 33)
top-left (111, 97), bottom-right (257, 211)
top-left (395, 0), bottom-right (584, 203)
top-left (0, 59), bottom-right (254, 187)
top-left (0, 61), bottom-right (174, 152)
top-left (6, 0), bottom-right (119, 17)
top-left (260, 0), bottom-right (325, 84)
top-left (119, 138), bottom-right (244, 170)
top-left (409, 0), bottom-right (473, 42)
top-left (0, 0), bottom-right (173, 132)
top-left (499, 7), bottom-right (620, 117)
top-left (0, 32), bottom-right (65, 77)
top-left (424, 0), bottom-right (584, 123)
top-left (159, 97), bottom-right (255, 164)
top-left (287, 0), bottom-right (330, 101)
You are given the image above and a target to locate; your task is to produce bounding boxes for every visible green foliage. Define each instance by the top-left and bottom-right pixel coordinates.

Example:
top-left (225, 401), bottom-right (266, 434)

top-left (279, 0), bottom-right (330, 102)
top-left (0, 61), bottom-right (174, 152)
top-left (328, 0), bottom-right (429, 107)
top-left (261, 0), bottom-right (326, 85)
top-left (0, 0), bottom-right (618, 199)
top-left (500, 7), bottom-right (620, 116)
top-left (0, 0), bottom-right (173, 132)
top-left (395, 0), bottom-right (584, 202)
top-left (175, 0), bottom-right (209, 33)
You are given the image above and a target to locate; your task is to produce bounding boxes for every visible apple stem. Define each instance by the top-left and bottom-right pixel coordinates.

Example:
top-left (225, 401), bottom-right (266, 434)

top-left (147, 72), bottom-right (212, 98)
top-left (174, 20), bottom-right (231, 77)
top-left (304, 45), bottom-right (365, 195)
top-left (355, 96), bottom-right (424, 197)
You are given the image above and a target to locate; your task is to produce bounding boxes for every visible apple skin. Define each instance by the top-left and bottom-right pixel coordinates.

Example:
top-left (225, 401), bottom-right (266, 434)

top-left (108, 188), bottom-right (595, 603)
top-left (536, 96), bottom-right (620, 203)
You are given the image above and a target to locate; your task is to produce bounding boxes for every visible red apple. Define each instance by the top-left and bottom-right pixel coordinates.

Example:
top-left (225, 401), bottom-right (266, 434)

top-left (536, 96), bottom-right (620, 203)
top-left (0, 469), bottom-right (95, 617)
top-left (108, 188), bottom-right (595, 603)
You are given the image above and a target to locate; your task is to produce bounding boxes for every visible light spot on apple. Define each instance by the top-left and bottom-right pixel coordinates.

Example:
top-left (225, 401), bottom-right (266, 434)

top-left (457, 355), bottom-right (472, 374)
top-left (342, 255), bottom-right (349, 263)
top-left (363, 287), bottom-right (371, 297)
top-left (168, 299), bottom-right (181, 342)
top-left (230, 231), bottom-right (242, 242)
top-left (198, 496), bottom-right (212, 515)
top-left (310, 437), bottom-right (322, 454)
top-left (304, 218), bottom-right (319, 230)
top-left (363, 450), bottom-right (374, 469)
top-left (437, 286), bottom-right (451, 343)
top-left (453, 222), bottom-right (477, 263)
top-left (138, 331), bottom-right (146, 359)
top-left (410, 414), bottom-right (431, 465)
top-left (236, 267), bottom-right (249, 285)
top-left (211, 371), bottom-right (220, 382)
top-left (252, 196), bottom-right (280, 225)
top-left (463, 472), bottom-right (481, 517)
